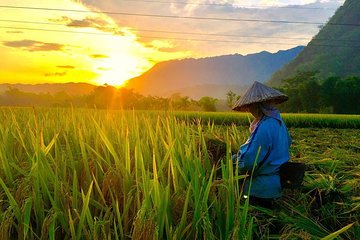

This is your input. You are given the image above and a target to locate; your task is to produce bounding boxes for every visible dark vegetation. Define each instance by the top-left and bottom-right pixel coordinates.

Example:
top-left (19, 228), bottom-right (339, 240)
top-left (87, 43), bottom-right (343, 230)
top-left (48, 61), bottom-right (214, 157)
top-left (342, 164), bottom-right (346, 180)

top-left (2, 72), bottom-right (360, 115)
top-left (276, 72), bottom-right (360, 114)
top-left (0, 85), bottom-right (218, 112)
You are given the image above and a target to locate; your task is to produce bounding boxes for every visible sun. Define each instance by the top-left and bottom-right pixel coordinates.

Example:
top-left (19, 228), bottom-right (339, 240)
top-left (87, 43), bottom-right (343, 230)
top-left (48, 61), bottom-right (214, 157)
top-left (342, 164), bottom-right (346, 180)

top-left (96, 70), bottom-right (130, 88)
top-left (0, 0), bottom-right (189, 86)
top-left (94, 52), bottom-right (152, 87)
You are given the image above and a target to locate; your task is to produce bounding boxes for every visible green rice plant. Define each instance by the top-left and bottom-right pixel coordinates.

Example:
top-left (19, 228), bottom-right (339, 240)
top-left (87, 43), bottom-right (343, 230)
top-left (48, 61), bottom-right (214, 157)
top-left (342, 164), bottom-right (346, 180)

top-left (0, 107), bottom-right (358, 239)
top-left (172, 111), bottom-right (360, 129)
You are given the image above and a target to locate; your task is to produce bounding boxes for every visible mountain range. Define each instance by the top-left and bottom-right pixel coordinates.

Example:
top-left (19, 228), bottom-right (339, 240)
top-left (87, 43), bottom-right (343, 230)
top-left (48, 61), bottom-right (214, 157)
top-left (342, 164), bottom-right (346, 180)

top-left (124, 46), bottom-right (304, 99)
top-left (0, 46), bottom-right (303, 100)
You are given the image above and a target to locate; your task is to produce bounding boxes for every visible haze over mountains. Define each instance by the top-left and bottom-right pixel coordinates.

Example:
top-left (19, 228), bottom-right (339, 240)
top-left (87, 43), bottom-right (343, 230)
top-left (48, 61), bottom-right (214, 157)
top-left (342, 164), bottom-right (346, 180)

top-left (269, 0), bottom-right (360, 86)
top-left (124, 46), bottom-right (304, 99)
top-left (0, 83), bottom-right (97, 96)
top-left (0, 46), bottom-right (304, 99)
top-left (3, 0), bottom-right (358, 102)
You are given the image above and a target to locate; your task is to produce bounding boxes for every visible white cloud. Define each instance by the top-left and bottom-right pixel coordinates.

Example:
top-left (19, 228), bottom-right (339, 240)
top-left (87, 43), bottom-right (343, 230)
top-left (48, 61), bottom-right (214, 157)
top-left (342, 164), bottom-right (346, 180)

top-left (81, 0), bottom-right (345, 56)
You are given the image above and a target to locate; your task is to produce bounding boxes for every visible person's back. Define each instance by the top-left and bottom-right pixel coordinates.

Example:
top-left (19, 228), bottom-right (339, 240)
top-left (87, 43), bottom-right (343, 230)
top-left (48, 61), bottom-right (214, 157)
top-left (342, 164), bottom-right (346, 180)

top-left (240, 115), bottom-right (291, 199)
top-left (231, 81), bottom-right (291, 208)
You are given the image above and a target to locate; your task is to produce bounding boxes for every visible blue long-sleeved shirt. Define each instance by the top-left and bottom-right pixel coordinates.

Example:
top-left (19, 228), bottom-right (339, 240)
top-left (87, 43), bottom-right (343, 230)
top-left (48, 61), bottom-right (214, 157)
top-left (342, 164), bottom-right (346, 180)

top-left (233, 114), bottom-right (291, 199)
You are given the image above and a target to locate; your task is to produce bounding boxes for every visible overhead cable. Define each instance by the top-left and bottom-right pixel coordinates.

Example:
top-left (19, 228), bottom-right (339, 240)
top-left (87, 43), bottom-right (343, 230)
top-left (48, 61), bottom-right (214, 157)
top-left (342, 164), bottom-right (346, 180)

top-left (121, 0), bottom-right (339, 10)
top-left (0, 5), bottom-right (357, 27)
top-left (1, 19), bottom-right (359, 43)
top-left (1, 25), bottom-right (359, 48)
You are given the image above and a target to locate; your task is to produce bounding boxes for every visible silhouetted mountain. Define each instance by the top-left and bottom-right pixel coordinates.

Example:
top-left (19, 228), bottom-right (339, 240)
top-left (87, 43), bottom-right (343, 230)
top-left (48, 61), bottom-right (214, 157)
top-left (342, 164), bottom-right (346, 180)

top-left (125, 46), bottom-right (304, 99)
top-left (0, 82), bottom-right (97, 95)
top-left (269, 0), bottom-right (360, 86)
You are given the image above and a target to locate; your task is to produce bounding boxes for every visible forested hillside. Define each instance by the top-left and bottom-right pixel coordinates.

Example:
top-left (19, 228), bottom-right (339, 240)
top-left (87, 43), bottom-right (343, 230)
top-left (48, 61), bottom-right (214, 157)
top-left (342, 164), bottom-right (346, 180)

top-left (269, 0), bottom-right (360, 86)
top-left (277, 72), bottom-right (360, 114)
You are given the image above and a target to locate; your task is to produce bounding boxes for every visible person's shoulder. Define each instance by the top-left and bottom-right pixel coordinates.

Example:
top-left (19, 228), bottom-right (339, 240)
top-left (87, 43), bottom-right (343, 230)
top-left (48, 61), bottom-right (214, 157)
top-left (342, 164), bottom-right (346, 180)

top-left (261, 116), bottom-right (280, 125)
top-left (258, 116), bottom-right (282, 131)
top-left (252, 117), bottom-right (276, 140)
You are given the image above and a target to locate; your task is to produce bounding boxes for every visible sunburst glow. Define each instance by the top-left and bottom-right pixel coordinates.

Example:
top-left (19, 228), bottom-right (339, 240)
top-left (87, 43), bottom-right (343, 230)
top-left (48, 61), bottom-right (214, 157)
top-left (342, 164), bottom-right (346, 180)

top-left (0, 0), bottom-right (189, 86)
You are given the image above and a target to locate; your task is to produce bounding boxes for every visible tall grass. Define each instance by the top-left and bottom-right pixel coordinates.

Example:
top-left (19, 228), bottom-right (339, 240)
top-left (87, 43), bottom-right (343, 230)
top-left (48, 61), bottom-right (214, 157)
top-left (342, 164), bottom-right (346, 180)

top-left (0, 107), bottom-right (357, 239)
top-left (0, 108), bottom-right (251, 239)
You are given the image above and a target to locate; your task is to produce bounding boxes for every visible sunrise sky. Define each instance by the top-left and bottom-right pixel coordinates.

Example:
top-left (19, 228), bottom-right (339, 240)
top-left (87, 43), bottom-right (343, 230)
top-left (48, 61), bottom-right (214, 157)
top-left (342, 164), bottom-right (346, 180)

top-left (0, 0), bottom-right (344, 86)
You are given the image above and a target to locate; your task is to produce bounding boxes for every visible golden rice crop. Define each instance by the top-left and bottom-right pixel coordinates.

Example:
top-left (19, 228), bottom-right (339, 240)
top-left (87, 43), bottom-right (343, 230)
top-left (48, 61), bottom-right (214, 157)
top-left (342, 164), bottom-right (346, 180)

top-left (0, 107), bottom-right (358, 239)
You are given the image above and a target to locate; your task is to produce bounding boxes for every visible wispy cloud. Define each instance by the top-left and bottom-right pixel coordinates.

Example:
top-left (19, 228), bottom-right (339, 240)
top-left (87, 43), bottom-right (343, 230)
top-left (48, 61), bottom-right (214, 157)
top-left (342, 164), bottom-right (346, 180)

top-left (68, 17), bottom-right (109, 28)
top-left (56, 65), bottom-right (76, 69)
top-left (49, 16), bottom-right (120, 34)
top-left (44, 72), bottom-right (67, 77)
top-left (97, 67), bottom-right (111, 70)
top-left (90, 54), bottom-right (109, 58)
top-left (3, 40), bottom-right (65, 52)
top-left (6, 31), bottom-right (23, 34)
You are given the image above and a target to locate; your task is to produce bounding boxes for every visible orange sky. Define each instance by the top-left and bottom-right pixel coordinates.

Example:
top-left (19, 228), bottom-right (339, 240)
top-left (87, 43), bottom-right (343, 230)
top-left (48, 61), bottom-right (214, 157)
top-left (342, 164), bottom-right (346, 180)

top-left (0, 0), bottom-right (343, 87)
top-left (0, 0), bottom-right (190, 86)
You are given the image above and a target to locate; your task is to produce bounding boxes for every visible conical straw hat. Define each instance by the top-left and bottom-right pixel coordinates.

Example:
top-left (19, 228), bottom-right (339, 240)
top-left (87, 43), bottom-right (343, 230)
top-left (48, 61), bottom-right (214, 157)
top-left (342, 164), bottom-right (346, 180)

top-left (232, 81), bottom-right (288, 111)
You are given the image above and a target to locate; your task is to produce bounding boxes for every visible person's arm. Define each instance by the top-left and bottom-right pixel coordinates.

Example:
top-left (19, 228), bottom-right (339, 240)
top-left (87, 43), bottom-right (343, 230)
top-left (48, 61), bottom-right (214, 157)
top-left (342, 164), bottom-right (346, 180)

top-left (240, 139), bottom-right (270, 172)
top-left (234, 122), bottom-right (271, 172)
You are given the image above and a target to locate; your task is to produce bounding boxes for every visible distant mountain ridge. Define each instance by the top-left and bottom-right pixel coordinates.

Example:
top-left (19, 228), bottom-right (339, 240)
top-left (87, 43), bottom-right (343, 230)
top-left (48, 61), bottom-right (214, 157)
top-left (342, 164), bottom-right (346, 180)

top-left (0, 46), bottom-right (304, 99)
top-left (269, 0), bottom-right (360, 85)
top-left (125, 46), bottom-right (304, 99)
top-left (0, 82), bottom-right (97, 96)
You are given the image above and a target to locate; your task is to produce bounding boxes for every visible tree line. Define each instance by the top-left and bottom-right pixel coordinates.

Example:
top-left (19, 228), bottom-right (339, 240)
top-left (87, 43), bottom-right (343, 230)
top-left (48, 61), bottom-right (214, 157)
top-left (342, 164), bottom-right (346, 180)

top-left (1, 73), bottom-right (359, 114)
top-left (277, 72), bottom-right (360, 114)
top-left (0, 85), bottom-right (221, 111)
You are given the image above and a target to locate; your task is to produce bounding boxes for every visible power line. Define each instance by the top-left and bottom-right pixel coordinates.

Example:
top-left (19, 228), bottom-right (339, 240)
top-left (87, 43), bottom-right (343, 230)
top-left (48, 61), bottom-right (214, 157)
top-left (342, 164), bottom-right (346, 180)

top-left (0, 19), bottom-right (69, 26)
top-left (137, 35), bottom-right (303, 45)
top-left (1, 25), bottom-right (359, 48)
top-left (0, 5), bottom-right (357, 27)
top-left (0, 26), bottom-right (115, 36)
top-left (0, 25), bottom-right (301, 44)
top-left (122, 0), bottom-right (339, 10)
top-left (2, 19), bottom-right (360, 43)
top-left (135, 28), bottom-right (311, 41)
top-left (0, 19), bottom-right (311, 40)
top-left (132, 29), bottom-right (359, 43)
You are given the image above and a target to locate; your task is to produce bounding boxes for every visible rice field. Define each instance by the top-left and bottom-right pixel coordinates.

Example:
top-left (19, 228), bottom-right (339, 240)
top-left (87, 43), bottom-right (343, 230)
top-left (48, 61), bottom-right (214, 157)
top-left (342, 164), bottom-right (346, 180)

top-left (172, 111), bottom-right (360, 129)
top-left (0, 107), bottom-right (358, 239)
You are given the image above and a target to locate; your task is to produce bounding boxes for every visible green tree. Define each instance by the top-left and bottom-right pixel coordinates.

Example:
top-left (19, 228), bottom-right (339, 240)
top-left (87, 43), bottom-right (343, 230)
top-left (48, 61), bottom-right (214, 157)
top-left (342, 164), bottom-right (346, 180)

top-left (334, 76), bottom-right (360, 114)
top-left (87, 85), bottom-right (117, 108)
top-left (320, 76), bottom-right (340, 113)
top-left (279, 71), bottom-right (320, 112)
top-left (226, 90), bottom-right (240, 109)
top-left (169, 93), bottom-right (191, 110)
top-left (198, 96), bottom-right (218, 112)
top-left (300, 79), bottom-right (321, 113)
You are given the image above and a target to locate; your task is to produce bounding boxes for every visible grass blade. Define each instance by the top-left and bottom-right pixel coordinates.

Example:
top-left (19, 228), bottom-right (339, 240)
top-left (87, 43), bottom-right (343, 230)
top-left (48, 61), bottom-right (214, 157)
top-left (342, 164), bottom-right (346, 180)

top-left (320, 223), bottom-right (355, 240)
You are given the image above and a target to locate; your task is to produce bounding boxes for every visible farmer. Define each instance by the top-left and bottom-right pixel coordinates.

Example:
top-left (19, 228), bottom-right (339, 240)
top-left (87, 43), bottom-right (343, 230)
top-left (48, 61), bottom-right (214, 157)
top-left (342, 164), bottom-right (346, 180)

top-left (232, 81), bottom-right (291, 209)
